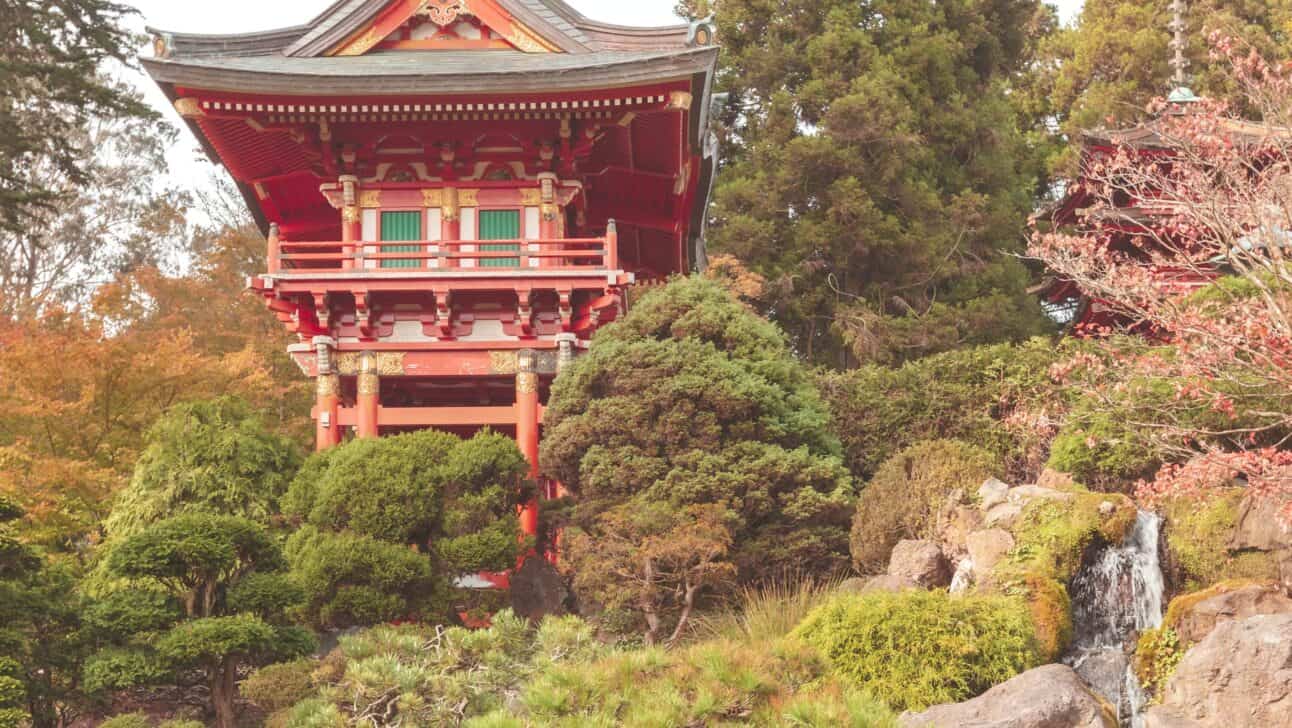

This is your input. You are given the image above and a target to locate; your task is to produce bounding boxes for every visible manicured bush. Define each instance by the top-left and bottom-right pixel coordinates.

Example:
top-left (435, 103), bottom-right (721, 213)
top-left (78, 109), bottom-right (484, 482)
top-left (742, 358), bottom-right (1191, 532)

top-left (241, 659), bottom-right (316, 713)
top-left (850, 440), bottom-right (998, 574)
top-left (99, 714), bottom-right (151, 728)
top-left (284, 430), bottom-right (525, 627)
top-left (84, 589), bottom-right (182, 639)
top-left (793, 590), bottom-right (1043, 712)
top-left (822, 338), bottom-right (1069, 482)
top-left (1163, 490), bottom-right (1281, 591)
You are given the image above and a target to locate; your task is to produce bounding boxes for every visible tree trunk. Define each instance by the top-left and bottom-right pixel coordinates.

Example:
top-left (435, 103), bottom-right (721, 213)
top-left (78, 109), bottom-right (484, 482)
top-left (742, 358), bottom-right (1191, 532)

top-left (641, 559), bottom-right (661, 646)
top-left (666, 582), bottom-right (700, 648)
top-left (209, 659), bottom-right (238, 728)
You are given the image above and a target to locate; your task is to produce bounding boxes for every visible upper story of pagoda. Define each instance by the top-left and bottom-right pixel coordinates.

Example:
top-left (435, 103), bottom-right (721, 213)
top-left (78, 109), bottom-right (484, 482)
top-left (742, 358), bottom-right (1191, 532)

top-left (143, 0), bottom-right (721, 285)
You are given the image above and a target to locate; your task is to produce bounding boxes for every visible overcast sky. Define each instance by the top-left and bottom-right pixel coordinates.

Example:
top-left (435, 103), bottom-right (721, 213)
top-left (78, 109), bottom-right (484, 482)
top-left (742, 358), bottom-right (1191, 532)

top-left (122, 0), bottom-right (1087, 203)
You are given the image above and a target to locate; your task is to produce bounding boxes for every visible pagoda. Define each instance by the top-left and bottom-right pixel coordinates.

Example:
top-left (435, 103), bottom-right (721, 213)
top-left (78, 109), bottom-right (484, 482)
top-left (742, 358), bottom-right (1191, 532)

top-left (143, 1), bottom-right (719, 551)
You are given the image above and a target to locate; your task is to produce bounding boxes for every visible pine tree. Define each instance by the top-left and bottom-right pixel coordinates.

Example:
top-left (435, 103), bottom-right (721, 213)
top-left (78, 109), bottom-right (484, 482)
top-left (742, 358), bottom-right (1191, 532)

top-left (693, 0), bottom-right (1056, 365)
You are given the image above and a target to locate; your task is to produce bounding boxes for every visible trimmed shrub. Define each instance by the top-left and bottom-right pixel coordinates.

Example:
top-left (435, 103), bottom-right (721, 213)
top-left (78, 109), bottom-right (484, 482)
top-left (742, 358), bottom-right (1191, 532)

top-left (821, 338), bottom-right (1069, 482)
top-left (84, 589), bottom-right (182, 639)
top-left (285, 526), bottom-right (436, 627)
top-left (241, 659), bottom-right (316, 713)
top-left (100, 715), bottom-right (151, 728)
top-left (850, 440), bottom-right (998, 574)
top-left (793, 590), bottom-right (1043, 712)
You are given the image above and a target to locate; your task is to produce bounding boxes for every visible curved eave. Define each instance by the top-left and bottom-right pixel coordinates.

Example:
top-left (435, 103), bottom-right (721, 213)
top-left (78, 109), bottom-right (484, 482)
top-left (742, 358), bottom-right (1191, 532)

top-left (141, 47), bottom-right (718, 97)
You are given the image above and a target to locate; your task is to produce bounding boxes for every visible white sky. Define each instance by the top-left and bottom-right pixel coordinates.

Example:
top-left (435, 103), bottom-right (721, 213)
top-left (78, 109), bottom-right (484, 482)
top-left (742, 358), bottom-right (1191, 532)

top-left (121, 0), bottom-right (1087, 203)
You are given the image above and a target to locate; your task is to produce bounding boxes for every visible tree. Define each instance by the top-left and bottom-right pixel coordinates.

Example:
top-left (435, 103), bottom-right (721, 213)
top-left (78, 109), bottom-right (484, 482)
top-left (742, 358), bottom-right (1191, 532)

top-left (541, 277), bottom-right (854, 634)
top-left (0, 91), bottom-right (185, 320)
top-left (85, 514), bottom-right (314, 728)
top-left (1026, 0), bottom-right (1292, 174)
top-left (0, 0), bottom-right (158, 234)
top-left (104, 397), bottom-right (303, 540)
top-left (0, 315), bottom-right (280, 551)
top-left (283, 429), bottom-right (527, 627)
top-left (1029, 39), bottom-right (1292, 514)
top-left (566, 503), bottom-right (736, 646)
top-left (690, 0), bottom-right (1054, 365)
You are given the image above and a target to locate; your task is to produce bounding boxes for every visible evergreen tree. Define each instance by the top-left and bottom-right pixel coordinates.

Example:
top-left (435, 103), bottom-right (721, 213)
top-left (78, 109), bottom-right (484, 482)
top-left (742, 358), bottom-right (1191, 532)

top-left (0, 0), bottom-right (159, 233)
top-left (692, 0), bottom-right (1056, 366)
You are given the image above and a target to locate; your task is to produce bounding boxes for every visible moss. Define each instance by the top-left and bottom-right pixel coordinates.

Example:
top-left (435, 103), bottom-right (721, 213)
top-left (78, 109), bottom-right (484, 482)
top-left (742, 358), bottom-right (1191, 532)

top-left (1164, 491), bottom-right (1281, 592)
top-left (1019, 576), bottom-right (1073, 662)
top-left (1133, 627), bottom-right (1184, 699)
top-left (1003, 491), bottom-right (1137, 587)
top-left (792, 590), bottom-right (1043, 712)
top-left (1161, 579), bottom-right (1283, 633)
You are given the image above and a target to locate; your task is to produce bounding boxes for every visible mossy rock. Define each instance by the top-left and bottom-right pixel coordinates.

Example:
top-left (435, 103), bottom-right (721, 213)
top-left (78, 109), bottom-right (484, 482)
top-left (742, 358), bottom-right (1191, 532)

top-left (1019, 575), bottom-right (1073, 662)
top-left (999, 490), bottom-right (1137, 586)
top-left (1163, 490), bottom-right (1281, 592)
top-left (1132, 627), bottom-right (1184, 699)
top-left (1161, 578), bottom-right (1285, 632)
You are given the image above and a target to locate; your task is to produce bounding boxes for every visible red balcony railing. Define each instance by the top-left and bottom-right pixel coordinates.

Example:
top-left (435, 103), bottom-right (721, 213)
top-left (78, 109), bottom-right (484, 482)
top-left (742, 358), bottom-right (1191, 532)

top-left (268, 234), bottom-right (618, 275)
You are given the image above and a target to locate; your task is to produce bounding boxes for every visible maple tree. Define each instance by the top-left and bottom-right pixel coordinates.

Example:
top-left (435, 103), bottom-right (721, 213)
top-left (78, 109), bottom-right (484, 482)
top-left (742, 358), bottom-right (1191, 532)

top-left (1030, 37), bottom-right (1292, 518)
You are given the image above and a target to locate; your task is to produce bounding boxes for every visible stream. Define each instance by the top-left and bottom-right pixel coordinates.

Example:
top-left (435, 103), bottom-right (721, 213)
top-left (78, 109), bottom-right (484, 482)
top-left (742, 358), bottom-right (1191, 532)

top-left (1063, 510), bottom-right (1165, 727)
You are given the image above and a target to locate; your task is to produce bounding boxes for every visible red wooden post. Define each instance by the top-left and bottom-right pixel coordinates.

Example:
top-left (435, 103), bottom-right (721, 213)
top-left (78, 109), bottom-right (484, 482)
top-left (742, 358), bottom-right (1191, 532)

top-left (356, 351), bottom-right (380, 439)
top-left (441, 187), bottom-right (460, 268)
top-left (267, 223), bottom-right (281, 273)
top-left (606, 219), bottom-right (619, 271)
top-left (515, 349), bottom-right (541, 540)
top-left (340, 175), bottom-right (359, 270)
top-left (315, 373), bottom-right (340, 451)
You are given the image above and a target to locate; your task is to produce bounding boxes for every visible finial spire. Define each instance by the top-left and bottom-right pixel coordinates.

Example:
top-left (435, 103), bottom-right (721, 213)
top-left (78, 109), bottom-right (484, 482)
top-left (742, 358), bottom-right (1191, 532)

top-left (1169, 0), bottom-right (1189, 89)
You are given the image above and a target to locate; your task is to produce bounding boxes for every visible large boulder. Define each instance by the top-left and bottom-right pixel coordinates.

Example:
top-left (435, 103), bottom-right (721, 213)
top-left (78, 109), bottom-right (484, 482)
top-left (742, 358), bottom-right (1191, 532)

top-left (1229, 491), bottom-right (1291, 553)
top-left (967, 529), bottom-right (1016, 576)
top-left (889, 540), bottom-right (951, 588)
top-left (1008, 485), bottom-right (1076, 506)
top-left (861, 574), bottom-right (921, 594)
top-left (1145, 613), bottom-right (1292, 728)
top-left (979, 478), bottom-right (1011, 511)
top-left (1170, 581), bottom-right (1292, 644)
top-left (900, 664), bottom-right (1116, 728)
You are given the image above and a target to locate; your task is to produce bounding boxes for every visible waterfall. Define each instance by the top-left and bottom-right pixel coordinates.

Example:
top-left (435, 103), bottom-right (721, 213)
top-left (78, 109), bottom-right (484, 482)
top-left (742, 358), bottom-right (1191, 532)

top-left (1064, 511), bottom-right (1165, 727)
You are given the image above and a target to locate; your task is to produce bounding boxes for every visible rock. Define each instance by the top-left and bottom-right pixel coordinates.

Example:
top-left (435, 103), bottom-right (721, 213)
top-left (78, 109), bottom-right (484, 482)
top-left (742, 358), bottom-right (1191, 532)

top-left (1037, 468), bottom-right (1080, 492)
top-left (837, 577), bottom-right (870, 595)
top-left (1281, 550), bottom-right (1292, 597)
top-left (1098, 500), bottom-right (1116, 517)
top-left (1069, 649), bottom-right (1130, 710)
top-left (979, 478), bottom-right (1012, 511)
top-left (938, 504), bottom-right (984, 560)
top-left (1008, 485), bottom-right (1076, 506)
top-left (861, 574), bottom-right (920, 594)
top-left (889, 540), bottom-right (951, 588)
top-left (1145, 613), bottom-right (1292, 728)
top-left (967, 529), bottom-right (1016, 576)
top-left (1229, 491), bottom-right (1292, 553)
top-left (900, 664), bottom-right (1116, 728)
top-left (985, 502), bottom-right (1024, 529)
top-left (1170, 582), bottom-right (1292, 645)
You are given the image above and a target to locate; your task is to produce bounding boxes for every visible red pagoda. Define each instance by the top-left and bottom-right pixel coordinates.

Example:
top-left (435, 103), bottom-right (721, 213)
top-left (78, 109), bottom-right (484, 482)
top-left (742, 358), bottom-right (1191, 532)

top-left (143, 1), bottom-right (719, 548)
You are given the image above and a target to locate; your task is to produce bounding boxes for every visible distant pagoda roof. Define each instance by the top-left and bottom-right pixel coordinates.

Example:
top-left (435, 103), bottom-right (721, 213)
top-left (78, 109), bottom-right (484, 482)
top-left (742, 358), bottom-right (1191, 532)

top-left (143, 0), bottom-right (719, 96)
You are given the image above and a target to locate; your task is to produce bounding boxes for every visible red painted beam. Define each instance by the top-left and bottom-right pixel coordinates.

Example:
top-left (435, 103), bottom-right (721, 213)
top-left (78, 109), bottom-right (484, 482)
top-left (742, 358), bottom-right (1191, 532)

top-left (332, 405), bottom-right (544, 428)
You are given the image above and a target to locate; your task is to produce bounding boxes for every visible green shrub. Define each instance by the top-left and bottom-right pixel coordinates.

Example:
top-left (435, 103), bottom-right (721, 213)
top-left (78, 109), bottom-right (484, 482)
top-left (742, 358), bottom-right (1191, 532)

top-left (0, 708), bottom-right (27, 728)
top-left (159, 721), bottom-right (204, 728)
top-left (285, 526), bottom-right (436, 628)
top-left (821, 338), bottom-right (1068, 482)
top-left (0, 677), bottom-right (23, 710)
top-left (793, 590), bottom-right (1043, 712)
top-left (82, 647), bottom-right (169, 693)
top-left (850, 440), bottom-right (998, 573)
top-left (1164, 490), bottom-right (1281, 591)
top-left (100, 714), bottom-right (151, 728)
top-left (504, 636), bottom-right (897, 727)
top-left (241, 659), bottom-right (316, 713)
top-left (227, 572), bottom-right (307, 618)
top-left (284, 698), bottom-right (345, 728)
top-left (84, 589), bottom-right (182, 639)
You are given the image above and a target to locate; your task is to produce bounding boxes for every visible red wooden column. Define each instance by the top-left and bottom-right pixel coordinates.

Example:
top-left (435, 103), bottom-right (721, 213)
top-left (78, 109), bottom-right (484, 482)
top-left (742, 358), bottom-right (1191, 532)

top-left (515, 349), bottom-right (541, 539)
top-left (537, 174), bottom-right (561, 268)
top-left (441, 186), bottom-right (460, 267)
top-left (340, 175), bottom-right (359, 270)
top-left (356, 351), bottom-right (380, 439)
top-left (315, 373), bottom-right (340, 451)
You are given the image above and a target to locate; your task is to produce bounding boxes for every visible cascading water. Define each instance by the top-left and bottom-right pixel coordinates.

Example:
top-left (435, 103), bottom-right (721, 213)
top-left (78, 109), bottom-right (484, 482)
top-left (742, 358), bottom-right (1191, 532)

top-left (1063, 511), bottom-right (1165, 728)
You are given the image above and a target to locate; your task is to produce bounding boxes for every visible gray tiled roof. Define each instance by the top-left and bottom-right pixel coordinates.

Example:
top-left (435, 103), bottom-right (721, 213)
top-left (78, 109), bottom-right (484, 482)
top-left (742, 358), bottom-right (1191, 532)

top-left (143, 47), bottom-right (718, 96)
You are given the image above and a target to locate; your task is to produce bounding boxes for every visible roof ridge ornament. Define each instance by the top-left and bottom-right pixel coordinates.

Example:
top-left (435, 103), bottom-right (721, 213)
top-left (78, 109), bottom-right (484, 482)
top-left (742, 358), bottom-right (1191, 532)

top-left (1168, 0), bottom-right (1192, 92)
top-left (418, 0), bottom-right (471, 27)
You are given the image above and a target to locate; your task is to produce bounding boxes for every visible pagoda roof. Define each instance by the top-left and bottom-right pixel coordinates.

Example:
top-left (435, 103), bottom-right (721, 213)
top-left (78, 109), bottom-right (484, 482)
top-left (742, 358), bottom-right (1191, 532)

top-left (143, 47), bottom-right (718, 96)
top-left (1083, 114), bottom-right (1292, 151)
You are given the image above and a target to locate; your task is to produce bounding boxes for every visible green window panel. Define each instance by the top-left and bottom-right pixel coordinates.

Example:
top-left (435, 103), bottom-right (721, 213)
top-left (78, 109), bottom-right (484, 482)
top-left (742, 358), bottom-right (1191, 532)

top-left (381, 211), bottom-right (422, 269)
top-left (479, 209), bottom-right (521, 268)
